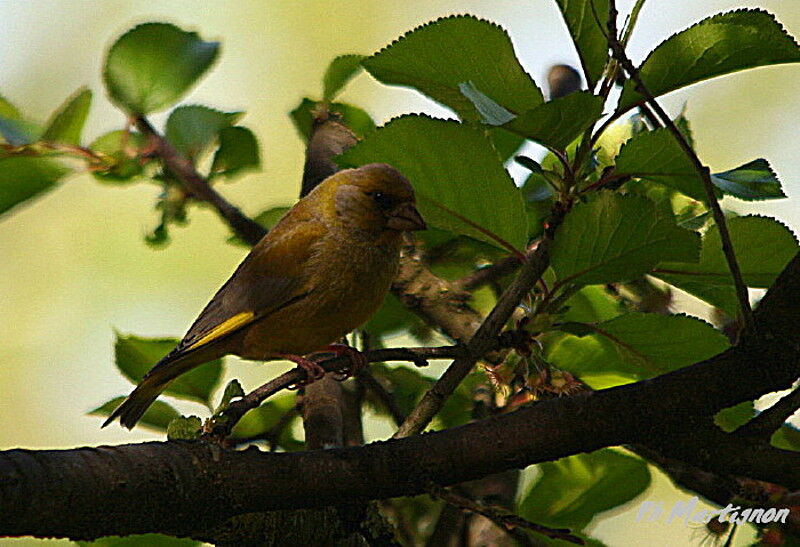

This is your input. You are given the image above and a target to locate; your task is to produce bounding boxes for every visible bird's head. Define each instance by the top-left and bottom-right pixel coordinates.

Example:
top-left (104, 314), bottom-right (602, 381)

top-left (316, 163), bottom-right (427, 236)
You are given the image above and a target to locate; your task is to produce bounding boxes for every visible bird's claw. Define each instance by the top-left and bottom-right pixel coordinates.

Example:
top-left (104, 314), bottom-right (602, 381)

top-left (324, 343), bottom-right (368, 381)
top-left (284, 355), bottom-right (327, 390)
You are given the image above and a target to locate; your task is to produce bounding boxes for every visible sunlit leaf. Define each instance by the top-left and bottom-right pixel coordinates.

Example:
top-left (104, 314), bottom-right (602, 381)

top-left (89, 130), bottom-right (148, 183)
top-left (364, 15), bottom-right (542, 121)
top-left (711, 158), bottom-right (785, 201)
top-left (114, 333), bottom-right (222, 406)
top-left (714, 401), bottom-right (755, 433)
top-left (104, 22), bottom-right (219, 114)
top-left (615, 128), bottom-right (712, 202)
top-left (555, 0), bottom-right (610, 87)
top-left (210, 126), bottom-right (260, 179)
top-left (77, 534), bottom-right (200, 546)
top-left (551, 192), bottom-right (700, 286)
top-left (90, 397), bottom-right (180, 432)
top-left (0, 156), bottom-right (70, 217)
top-left (653, 216), bottom-right (799, 315)
top-left (338, 115), bottom-right (528, 252)
top-left (323, 54), bottom-right (365, 101)
top-left (167, 415), bottom-right (202, 440)
top-left (519, 449), bottom-right (651, 530)
top-left (618, 9), bottom-right (800, 112)
top-left (165, 105), bottom-right (241, 159)
top-left (41, 87), bottom-right (92, 145)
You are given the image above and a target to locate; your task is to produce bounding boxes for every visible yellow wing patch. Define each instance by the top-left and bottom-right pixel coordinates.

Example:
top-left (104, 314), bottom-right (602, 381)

top-left (186, 311), bottom-right (255, 351)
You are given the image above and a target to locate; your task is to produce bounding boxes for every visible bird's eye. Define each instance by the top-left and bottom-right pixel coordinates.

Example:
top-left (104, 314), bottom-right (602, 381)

top-left (370, 191), bottom-right (395, 210)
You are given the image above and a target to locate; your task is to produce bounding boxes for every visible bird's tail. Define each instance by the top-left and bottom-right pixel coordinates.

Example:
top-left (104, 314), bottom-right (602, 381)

top-left (102, 351), bottom-right (197, 429)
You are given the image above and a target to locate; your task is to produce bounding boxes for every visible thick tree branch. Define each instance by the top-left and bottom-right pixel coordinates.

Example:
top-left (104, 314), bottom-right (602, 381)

top-left (4, 292), bottom-right (800, 540)
top-left (6, 252), bottom-right (798, 541)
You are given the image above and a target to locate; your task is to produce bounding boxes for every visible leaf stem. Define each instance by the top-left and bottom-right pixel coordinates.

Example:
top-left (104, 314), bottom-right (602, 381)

top-left (133, 115), bottom-right (267, 246)
top-left (606, 0), bottom-right (754, 332)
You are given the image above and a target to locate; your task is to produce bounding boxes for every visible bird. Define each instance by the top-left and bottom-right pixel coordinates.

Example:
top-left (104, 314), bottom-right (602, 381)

top-left (103, 163), bottom-right (426, 429)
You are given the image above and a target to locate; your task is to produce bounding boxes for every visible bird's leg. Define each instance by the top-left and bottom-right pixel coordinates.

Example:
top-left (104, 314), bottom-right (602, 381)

top-left (321, 343), bottom-right (368, 381)
top-left (280, 354), bottom-right (327, 389)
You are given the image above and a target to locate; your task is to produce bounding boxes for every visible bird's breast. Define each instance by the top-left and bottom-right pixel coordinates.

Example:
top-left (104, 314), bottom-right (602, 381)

top-left (240, 234), bottom-right (401, 357)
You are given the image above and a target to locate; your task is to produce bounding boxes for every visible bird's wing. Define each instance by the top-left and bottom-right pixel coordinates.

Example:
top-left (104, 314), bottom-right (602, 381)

top-left (171, 212), bottom-right (326, 358)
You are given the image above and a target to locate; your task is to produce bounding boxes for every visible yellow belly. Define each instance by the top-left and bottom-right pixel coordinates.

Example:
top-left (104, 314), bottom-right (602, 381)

top-left (238, 236), bottom-right (400, 358)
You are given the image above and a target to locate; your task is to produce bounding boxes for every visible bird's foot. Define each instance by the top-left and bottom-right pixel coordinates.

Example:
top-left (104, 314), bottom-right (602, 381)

top-left (323, 343), bottom-right (368, 381)
top-left (282, 354), bottom-right (327, 389)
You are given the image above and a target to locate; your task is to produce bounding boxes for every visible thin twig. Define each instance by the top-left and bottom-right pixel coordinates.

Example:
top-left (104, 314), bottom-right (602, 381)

top-left (606, 1), bottom-right (754, 331)
top-left (428, 484), bottom-right (583, 544)
top-left (454, 241), bottom-right (543, 292)
top-left (133, 115), bottom-right (267, 246)
top-left (207, 346), bottom-right (469, 438)
top-left (393, 207), bottom-right (563, 439)
top-left (739, 385), bottom-right (800, 440)
top-left (357, 368), bottom-right (407, 425)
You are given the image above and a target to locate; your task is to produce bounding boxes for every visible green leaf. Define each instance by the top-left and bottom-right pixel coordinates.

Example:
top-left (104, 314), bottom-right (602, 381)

top-left (0, 94), bottom-right (21, 119)
top-left (561, 286), bottom-right (621, 323)
top-left (771, 424), bottom-right (800, 452)
top-left (104, 22), bottom-right (220, 114)
top-left (549, 313), bottom-right (729, 378)
top-left (458, 81), bottom-right (515, 125)
top-left (367, 363), bottom-right (433, 419)
top-left (0, 117), bottom-right (40, 145)
top-left (231, 393), bottom-right (300, 451)
top-left (215, 379), bottom-right (245, 413)
top-left (90, 397), bottom-right (180, 432)
top-left (41, 87), bottom-right (92, 145)
top-left (653, 216), bottom-right (799, 315)
top-left (555, 0), bottom-right (610, 87)
top-left (166, 415), bottom-right (202, 440)
top-left (337, 115), bottom-right (528, 252)
top-left (77, 534), bottom-right (200, 546)
top-left (226, 206), bottom-right (290, 246)
top-left (714, 401), bottom-right (755, 433)
top-left (489, 128), bottom-right (525, 163)
top-left (0, 156), bottom-right (70, 217)
top-left (363, 15), bottom-right (542, 121)
top-left (711, 158), bottom-right (785, 201)
top-left (519, 449), bottom-right (650, 530)
top-left (502, 91), bottom-right (604, 150)
top-left (114, 333), bottom-right (222, 406)
top-left (290, 98), bottom-right (375, 141)
top-left (551, 192), bottom-right (700, 286)
top-left (210, 126), bottom-right (260, 179)
top-left (323, 54), bottom-right (365, 101)
top-left (89, 130), bottom-right (148, 183)
top-left (165, 105), bottom-right (241, 159)
top-left (618, 9), bottom-right (800, 112)
top-left (615, 127), bottom-right (711, 202)
top-left (364, 293), bottom-right (425, 339)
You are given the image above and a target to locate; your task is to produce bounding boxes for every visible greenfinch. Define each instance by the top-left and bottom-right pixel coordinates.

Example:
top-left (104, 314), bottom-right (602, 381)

top-left (104, 163), bottom-right (426, 429)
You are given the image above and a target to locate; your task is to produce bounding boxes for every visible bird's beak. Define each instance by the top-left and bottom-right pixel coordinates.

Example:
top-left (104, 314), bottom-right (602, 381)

top-left (387, 202), bottom-right (427, 231)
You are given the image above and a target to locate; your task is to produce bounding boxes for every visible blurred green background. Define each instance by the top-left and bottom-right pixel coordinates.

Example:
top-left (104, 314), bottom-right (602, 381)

top-left (1, 1), bottom-right (798, 545)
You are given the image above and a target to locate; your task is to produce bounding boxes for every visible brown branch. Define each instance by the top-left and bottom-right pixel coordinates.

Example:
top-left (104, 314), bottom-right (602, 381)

top-left (739, 385), bottom-right (800, 440)
top-left (393, 210), bottom-right (561, 438)
top-left (606, 1), bottom-right (754, 330)
top-left (208, 345), bottom-right (468, 438)
top-left (133, 115), bottom-right (267, 246)
top-left (6, 280), bottom-right (800, 542)
top-left (428, 484), bottom-right (583, 544)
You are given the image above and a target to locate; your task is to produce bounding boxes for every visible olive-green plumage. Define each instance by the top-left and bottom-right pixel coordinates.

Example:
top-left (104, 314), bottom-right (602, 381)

top-left (104, 163), bottom-right (425, 429)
